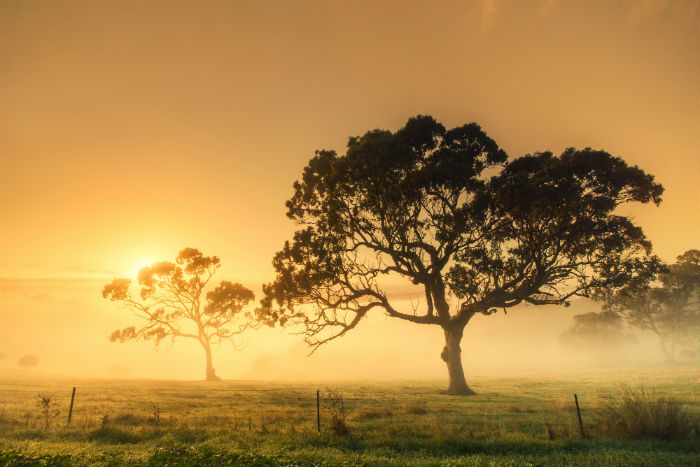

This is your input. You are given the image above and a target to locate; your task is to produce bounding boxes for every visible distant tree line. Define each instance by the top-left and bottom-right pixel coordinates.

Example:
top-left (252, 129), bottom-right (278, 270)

top-left (563, 250), bottom-right (700, 362)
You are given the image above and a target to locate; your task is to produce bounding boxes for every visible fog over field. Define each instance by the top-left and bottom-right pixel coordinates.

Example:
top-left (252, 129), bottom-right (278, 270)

top-left (0, 0), bottom-right (697, 382)
top-left (0, 276), bottom-right (667, 381)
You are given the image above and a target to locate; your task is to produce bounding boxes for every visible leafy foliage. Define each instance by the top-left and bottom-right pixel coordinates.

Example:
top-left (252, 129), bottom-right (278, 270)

top-left (258, 115), bottom-right (663, 393)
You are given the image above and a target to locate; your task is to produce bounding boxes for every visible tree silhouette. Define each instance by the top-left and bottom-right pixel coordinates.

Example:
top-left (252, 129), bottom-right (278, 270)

top-left (258, 115), bottom-right (663, 394)
top-left (103, 248), bottom-right (255, 381)
top-left (559, 310), bottom-right (636, 350)
top-left (595, 249), bottom-right (700, 362)
top-left (17, 354), bottom-right (39, 369)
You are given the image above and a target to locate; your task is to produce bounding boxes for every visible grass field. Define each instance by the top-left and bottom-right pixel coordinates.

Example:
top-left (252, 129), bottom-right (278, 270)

top-left (0, 365), bottom-right (698, 466)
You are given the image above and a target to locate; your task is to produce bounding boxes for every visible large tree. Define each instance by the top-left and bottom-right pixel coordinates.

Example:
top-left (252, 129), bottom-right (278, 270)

top-left (594, 249), bottom-right (700, 362)
top-left (103, 248), bottom-right (255, 381)
top-left (258, 115), bottom-right (663, 394)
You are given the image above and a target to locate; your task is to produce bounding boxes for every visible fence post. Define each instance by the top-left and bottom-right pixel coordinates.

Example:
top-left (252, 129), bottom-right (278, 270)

top-left (316, 389), bottom-right (321, 433)
top-left (574, 393), bottom-right (585, 438)
top-left (67, 387), bottom-right (76, 426)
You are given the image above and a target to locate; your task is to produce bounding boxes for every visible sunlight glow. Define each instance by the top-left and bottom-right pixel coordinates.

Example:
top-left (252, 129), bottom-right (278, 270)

top-left (130, 259), bottom-right (156, 278)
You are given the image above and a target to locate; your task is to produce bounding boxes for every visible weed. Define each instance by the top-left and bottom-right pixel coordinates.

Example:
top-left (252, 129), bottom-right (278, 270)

top-left (148, 403), bottom-right (160, 426)
top-left (324, 388), bottom-right (349, 436)
top-left (35, 394), bottom-right (59, 430)
top-left (598, 385), bottom-right (691, 439)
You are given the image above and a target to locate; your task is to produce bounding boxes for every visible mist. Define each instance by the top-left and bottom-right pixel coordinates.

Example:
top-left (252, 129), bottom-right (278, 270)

top-left (0, 277), bottom-right (672, 382)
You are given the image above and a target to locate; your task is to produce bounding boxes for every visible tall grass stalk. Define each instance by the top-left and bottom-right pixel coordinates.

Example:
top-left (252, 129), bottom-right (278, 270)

top-left (598, 385), bottom-right (690, 439)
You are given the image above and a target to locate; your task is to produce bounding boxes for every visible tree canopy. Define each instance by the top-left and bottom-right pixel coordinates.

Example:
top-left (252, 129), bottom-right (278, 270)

top-left (258, 115), bottom-right (663, 394)
top-left (103, 248), bottom-right (255, 381)
top-left (17, 354), bottom-right (39, 369)
top-left (559, 310), bottom-right (636, 350)
top-left (594, 249), bottom-right (700, 362)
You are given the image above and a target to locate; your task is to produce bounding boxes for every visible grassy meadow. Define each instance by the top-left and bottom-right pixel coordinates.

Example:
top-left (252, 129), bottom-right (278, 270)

top-left (0, 366), bottom-right (698, 467)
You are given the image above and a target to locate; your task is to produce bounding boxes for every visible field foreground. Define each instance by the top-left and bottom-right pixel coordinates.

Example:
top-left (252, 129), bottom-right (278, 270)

top-left (0, 366), bottom-right (698, 467)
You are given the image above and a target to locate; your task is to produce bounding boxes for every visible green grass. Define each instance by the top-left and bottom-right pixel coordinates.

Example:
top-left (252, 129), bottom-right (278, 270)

top-left (0, 365), bottom-right (698, 466)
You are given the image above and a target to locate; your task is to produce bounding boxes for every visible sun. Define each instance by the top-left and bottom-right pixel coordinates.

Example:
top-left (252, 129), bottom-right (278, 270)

top-left (129, 259), bottom-right (156, 278)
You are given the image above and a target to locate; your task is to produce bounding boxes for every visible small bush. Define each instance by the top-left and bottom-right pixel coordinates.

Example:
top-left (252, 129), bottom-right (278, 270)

top-left (598, 385), bottom-right (691, 439)
top-left (35, 394), bottom-right (59, 430)
top-left (324, 388), bottom-right (349, 436)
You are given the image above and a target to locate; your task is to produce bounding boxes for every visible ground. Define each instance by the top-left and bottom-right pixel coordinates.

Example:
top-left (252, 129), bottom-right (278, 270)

top-left (0, 365), bottom-right (698, 466)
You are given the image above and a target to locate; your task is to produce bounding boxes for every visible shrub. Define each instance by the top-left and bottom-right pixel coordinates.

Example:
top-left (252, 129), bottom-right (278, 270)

top-left (324, 388), bottom-right (349, 436)
top-left (35, 394), bottom-right (59, 430)
top-left (598, 385), bottom-right (691, 439)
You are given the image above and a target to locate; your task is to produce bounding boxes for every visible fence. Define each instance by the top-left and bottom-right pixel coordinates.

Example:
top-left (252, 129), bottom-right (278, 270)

top-left (0, 379), bottom-right (698, 437)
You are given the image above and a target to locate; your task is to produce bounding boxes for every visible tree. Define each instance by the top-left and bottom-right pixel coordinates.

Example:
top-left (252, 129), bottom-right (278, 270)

top-left (257, 115), bottom-right (663, 394)
top-left (594, 250), bottom-right (700, 362)
top-left (103, 248), bottom-right (255, 381)
top-left (559, 310), bottom-right (636, 350)
top-left (17, 354), bottom-right (39, 369)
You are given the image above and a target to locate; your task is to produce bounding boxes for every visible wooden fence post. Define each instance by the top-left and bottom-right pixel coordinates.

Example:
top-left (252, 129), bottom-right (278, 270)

top-left (316, 389), bottom-right (321, 433)
top-left (67, 387), bottom-right (76, 426)
top-left (574, 393), bottom-right (585, 438)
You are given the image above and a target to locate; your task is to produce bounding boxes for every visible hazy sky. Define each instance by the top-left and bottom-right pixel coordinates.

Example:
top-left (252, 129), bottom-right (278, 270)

top-left (1, 0), bottom-right (698, 380)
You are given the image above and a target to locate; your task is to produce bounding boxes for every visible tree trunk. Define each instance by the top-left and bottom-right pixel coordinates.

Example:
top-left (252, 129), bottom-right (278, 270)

top-left (203, 341), bottom-right (221, 381)
top-left (440, 327), bottom-right (475, 395)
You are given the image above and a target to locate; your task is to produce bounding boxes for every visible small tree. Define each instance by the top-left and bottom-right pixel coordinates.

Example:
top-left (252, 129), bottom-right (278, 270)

top-left (35, 393), bottom-right (59, 430)
top-left (324, 388), bottom-right (349, 435)
top-left (258, 115), bottom-right (663, 394)
top-left (595, 250), bottom-right (700, 362)
top-left (103, 248), bottom-right (256, 381)
top-left (17, 354), bottom-right (39, 370)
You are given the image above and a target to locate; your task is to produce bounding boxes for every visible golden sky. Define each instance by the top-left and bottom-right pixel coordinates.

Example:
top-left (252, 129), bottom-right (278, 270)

top-left (1, 0), bottom-right (698, 379)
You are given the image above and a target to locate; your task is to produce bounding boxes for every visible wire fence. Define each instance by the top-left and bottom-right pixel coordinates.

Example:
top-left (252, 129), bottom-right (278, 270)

top-left (1, 379), bottom-right (698, 435)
